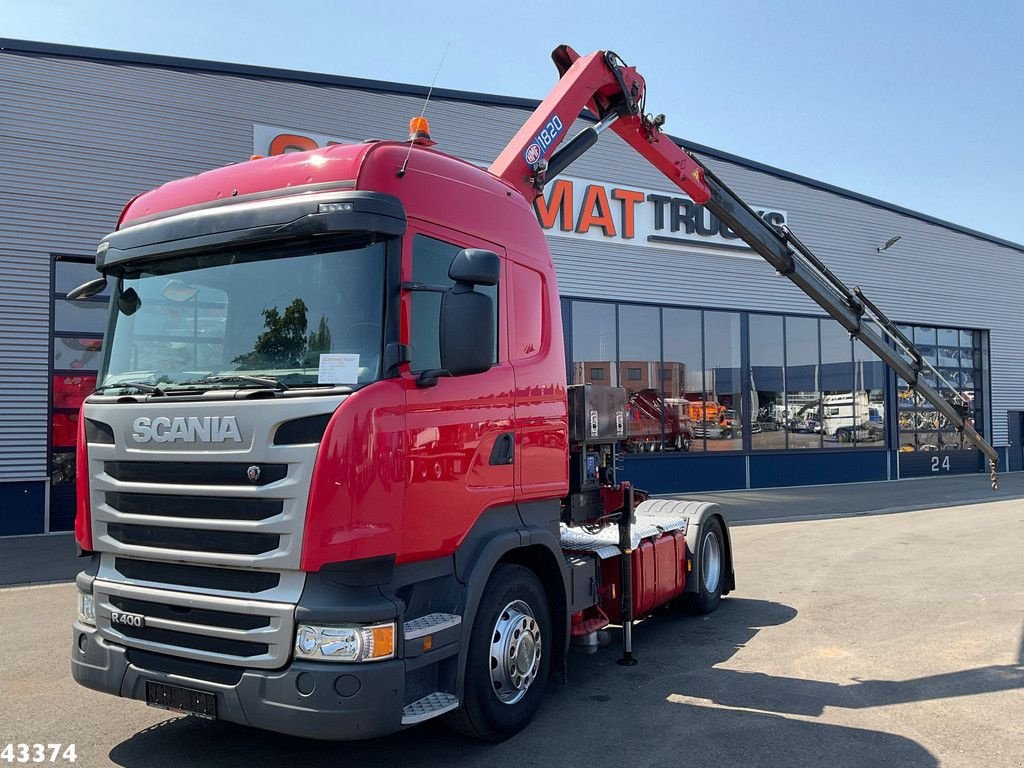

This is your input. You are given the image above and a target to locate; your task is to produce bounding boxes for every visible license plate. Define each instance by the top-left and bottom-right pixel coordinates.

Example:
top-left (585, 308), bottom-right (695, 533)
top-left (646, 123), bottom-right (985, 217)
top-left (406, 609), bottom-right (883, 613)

top-left (145, 681), bottom-right (217, 720)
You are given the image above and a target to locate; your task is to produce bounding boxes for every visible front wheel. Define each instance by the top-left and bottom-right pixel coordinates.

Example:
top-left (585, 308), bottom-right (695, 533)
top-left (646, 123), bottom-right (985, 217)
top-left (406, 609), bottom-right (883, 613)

top-left (683, 517), bottom-right (726, 614)
top-left (445, 564), bottom-right (551, 741)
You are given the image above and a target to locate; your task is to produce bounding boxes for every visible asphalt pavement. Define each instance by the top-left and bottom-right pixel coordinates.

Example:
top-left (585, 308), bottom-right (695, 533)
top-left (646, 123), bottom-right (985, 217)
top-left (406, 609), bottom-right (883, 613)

top-left (1, 495), bottom-right (1021, 767)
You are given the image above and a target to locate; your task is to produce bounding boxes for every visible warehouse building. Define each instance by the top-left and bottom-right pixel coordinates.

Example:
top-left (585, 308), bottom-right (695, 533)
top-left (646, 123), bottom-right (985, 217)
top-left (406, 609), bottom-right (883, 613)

top-left (1, 38), bottom-right (1021, 536)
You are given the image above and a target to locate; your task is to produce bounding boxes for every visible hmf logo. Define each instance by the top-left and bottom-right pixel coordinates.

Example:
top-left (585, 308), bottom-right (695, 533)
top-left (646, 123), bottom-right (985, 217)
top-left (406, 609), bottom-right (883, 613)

top-left (131, 416), bottom-right (242, 444)
top-left (533, 176), bottom-right (786, 253)
top-left (523, 116), bottom-right (565, 167)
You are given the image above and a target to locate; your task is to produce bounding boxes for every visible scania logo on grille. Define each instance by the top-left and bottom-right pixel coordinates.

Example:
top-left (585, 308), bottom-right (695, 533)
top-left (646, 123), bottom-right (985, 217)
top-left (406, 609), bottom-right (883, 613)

top-left (131, 416), bottom-right (242, 444)
top-left (247, 465), bottom-right (261, 483)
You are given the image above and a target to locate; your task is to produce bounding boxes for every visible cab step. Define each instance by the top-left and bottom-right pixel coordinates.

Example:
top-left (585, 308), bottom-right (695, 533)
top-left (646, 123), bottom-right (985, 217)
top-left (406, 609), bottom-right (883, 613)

top-left (401, 692), bottom-right (459, 724)
top-left (403, 612), bottom-right (461, 639)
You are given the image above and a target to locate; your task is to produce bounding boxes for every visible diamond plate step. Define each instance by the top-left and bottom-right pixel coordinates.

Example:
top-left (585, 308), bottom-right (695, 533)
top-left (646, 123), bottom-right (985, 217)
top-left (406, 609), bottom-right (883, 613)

top-left (401, 692), bottom-right (459, 725)
top-left (403, 612), bottom-right (461, 640)
top-left (560, 511), bottom-right (690, 559)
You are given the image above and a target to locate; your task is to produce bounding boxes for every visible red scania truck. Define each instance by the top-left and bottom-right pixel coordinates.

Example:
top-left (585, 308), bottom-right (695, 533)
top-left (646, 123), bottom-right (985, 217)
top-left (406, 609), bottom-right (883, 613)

top-left (70, 45), bottom-right (998, 741)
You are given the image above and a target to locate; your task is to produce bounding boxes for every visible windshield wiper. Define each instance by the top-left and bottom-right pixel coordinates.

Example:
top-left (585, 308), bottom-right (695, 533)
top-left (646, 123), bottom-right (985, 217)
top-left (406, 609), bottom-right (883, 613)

top-left (189, 374), bottom-right (290, 391)
top-left (93, 381), bottom-right (166, 397)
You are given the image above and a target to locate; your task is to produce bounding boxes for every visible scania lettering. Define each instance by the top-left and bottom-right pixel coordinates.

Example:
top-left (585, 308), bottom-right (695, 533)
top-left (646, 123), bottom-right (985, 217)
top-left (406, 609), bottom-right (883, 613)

top-left (70, 45), bottom-right (998, 743)
top-left (131, 416), bottom-right (243, 444)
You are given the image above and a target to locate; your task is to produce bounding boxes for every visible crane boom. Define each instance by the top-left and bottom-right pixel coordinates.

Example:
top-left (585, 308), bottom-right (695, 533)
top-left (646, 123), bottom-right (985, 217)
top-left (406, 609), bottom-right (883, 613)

top-left (491, 45), bottom-right (999, 488)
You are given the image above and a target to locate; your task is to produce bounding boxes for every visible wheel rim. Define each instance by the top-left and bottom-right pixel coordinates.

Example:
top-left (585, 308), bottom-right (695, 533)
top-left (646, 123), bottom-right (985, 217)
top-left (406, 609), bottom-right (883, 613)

top-left (702, 531), bottom-right (722, 593)
top-left (489, 599), bottom-right (542, 705)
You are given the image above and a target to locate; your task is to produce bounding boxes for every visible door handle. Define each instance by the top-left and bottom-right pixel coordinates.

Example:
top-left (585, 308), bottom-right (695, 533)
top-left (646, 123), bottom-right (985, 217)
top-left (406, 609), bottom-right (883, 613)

top-left (489, 432), bottom-right (515, 465)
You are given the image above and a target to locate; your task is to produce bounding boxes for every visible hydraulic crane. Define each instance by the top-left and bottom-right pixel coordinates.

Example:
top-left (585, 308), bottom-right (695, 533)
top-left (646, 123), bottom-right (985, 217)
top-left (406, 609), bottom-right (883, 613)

top-left (492, 45), bottom-right (999, 489)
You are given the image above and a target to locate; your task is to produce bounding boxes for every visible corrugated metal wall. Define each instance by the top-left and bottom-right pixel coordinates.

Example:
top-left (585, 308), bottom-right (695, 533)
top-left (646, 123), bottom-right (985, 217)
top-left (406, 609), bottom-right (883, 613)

top-left (0, 44), bottom-right (1020, 493)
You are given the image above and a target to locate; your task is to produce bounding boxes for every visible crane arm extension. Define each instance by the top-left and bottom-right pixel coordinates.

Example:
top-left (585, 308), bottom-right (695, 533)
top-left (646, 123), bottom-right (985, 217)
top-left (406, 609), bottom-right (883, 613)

top-left (489, 46), bottom-right (710, 205)
top-left (493, 45), bottom-right (999, 484)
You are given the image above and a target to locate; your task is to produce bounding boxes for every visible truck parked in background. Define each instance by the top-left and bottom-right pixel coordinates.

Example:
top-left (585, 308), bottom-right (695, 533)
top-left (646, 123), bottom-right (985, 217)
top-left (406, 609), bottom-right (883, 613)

top-left (625, 388), bottom-right (693, 452)
top-left (821, 392), bottom-right (884, 443)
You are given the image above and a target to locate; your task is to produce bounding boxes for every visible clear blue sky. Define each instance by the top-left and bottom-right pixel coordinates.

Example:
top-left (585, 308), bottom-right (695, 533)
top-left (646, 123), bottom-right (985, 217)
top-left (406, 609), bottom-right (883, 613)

top-left (5, 0), bottom-right (1023, 246)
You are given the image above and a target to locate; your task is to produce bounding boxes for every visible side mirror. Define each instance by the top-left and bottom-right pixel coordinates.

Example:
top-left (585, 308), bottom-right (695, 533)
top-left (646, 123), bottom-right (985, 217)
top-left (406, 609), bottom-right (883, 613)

top-left (448, 249), bottom-right (500, 286)
top-left (440, 285), bottom-right (494, 376)
top-left (66, 277), bottom-right (108, 300)
top-left (415, 250), bottom-right (499, 387)
top-left (418, 286), bottom-right (495, 387)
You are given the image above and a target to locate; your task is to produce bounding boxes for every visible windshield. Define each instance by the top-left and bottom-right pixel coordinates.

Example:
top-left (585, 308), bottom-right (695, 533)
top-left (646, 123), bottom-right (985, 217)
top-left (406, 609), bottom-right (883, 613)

top-left (99, 239), bottom-right (387, 392)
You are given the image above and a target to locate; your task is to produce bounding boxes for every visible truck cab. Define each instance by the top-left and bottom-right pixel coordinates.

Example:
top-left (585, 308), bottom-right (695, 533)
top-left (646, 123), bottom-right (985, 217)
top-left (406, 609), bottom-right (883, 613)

top-left (71, 141), bottom-right (580, 739)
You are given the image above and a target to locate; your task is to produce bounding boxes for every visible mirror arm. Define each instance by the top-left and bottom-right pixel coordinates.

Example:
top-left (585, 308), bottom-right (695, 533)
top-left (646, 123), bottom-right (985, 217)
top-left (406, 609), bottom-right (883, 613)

top-left (401, 281), bottom-right (448, 293)
top-left (416, 368), bottom-right (452, 388)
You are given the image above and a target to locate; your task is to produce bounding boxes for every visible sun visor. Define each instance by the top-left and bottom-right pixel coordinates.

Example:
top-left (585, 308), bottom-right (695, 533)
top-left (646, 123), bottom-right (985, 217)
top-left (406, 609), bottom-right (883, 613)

top-left (97, 190), bottom-right (406, 269)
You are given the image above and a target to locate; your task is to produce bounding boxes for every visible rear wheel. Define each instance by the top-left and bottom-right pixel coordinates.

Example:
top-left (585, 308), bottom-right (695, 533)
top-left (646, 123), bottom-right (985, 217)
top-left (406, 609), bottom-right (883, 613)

top-left (445, 564), bottom-right (551, 741)
top-left (683, 517), bottom-right (726, 614)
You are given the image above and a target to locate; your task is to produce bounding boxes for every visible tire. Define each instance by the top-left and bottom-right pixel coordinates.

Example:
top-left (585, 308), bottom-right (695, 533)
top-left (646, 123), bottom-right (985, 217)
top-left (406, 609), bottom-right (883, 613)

top-left (683, 517), bottom-right (726, 615)
top-left (837, 429), bottom-right (850, 443)
top-left (445, 564), bottom-right (551, 741)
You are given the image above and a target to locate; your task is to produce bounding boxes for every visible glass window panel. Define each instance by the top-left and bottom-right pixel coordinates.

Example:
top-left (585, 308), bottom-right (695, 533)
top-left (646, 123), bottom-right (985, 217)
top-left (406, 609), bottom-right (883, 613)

top-left (619, 305), bottom-right (671, 452)
top-left (749, 314), bottom-right (785, 450)
top-left (785, 317), bottom-right (820, 449)
top-left (571, 301), bottom-right (616, 386)
top-left (410, 236), bottom-right (496, 371)
top-left (937, 345), bottom-right (959, 367)
top-left (937, 328), bottom-right (959, 346)
top-left (55, 260), bottom-right (109, 297)
top-left (54, 299), bottom-right (108, 334)
top-left (704, 311), bottom-right (742, 451)
top-left (51, 451), bottom-right (76, 486)
top-left (820, 320), bottom-right (854, 448)
top-left (53, 336), bottom-right (104, 371)
top-left (51, 412), bottom-right (79, 448)
top-left (853, 335), bottom-right (887, 447)
top-left (53, 374), bottom-right (96, 410)
top-left (959, 330), bottom-right (974, 347)
top-left (662, 308), bottom-right (703, 452)
top-left (913, 326), bottom-right (936, 346)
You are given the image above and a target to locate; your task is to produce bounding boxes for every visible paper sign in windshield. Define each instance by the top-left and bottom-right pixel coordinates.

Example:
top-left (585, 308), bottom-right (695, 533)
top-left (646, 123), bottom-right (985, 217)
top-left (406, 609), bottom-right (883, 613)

top-left (317, 353), bottom-right (359, 385)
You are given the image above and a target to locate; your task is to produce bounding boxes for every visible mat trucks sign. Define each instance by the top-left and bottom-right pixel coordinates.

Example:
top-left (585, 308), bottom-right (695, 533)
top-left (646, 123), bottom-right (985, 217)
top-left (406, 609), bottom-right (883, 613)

top-left (536, 175), bottom-right (786, 254)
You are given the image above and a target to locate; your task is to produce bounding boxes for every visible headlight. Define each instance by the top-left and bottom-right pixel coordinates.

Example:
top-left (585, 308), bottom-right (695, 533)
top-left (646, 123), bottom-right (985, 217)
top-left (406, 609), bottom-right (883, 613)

top-left (294, 622), bottom-right (395, 662)
top-left (77, 590), bottom-right (96, 626)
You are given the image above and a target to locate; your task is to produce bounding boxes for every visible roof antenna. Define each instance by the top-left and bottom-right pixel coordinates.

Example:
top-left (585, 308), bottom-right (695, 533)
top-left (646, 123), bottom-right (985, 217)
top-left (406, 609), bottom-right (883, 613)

top-left (398, 41), bottom-right (451, 178)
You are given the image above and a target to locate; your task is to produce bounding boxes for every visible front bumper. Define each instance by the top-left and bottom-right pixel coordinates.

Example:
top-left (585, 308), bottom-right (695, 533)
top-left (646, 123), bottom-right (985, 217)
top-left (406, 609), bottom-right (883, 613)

top-left (71, 622), bottom-right (406, 740)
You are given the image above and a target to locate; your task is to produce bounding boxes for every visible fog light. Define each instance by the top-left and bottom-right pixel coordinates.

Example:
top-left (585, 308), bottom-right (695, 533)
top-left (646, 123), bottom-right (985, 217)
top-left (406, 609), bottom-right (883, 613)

top-left (294, 622), bottom-right (395, 663)
top-left (77, 590), bottom-right (96, 626)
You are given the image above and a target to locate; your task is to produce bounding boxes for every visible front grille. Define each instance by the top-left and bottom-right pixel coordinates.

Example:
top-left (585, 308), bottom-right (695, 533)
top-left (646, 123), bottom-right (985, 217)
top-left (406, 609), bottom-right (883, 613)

top-left (110, 595), bottom-right (271, 631)
top-left (107, 523), bottom-right (280, 555)
top-left (117, 624), bottom-right (269, 658)
top-left (104, 461), bottom-right (287, 486)
top-left (94, 579), bottom-right (294, 669)
top-left (105, 492), bottom-right (282, 521)
top-left (113, 558), bottom-right (281, 593)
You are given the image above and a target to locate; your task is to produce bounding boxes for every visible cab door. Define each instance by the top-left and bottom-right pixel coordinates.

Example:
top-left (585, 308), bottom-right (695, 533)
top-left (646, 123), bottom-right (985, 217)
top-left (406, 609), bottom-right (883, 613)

top-left (399, 224), bottom-right (515, 562)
